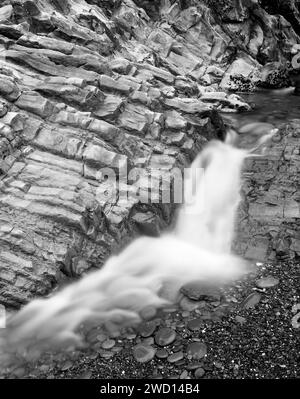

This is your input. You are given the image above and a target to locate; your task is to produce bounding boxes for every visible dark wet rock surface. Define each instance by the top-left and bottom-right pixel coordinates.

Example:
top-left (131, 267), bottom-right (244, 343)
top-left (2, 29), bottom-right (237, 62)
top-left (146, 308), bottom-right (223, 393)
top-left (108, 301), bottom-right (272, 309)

top-left (1, 259), bottom-right (299, 379)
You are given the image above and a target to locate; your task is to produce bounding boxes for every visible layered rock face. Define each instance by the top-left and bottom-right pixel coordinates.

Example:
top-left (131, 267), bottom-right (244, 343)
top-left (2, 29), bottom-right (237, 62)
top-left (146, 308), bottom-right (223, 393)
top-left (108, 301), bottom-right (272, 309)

top-left (235, 122), bottom-right (300, 261)
top-left (0, 0), bottom-right (299, 308)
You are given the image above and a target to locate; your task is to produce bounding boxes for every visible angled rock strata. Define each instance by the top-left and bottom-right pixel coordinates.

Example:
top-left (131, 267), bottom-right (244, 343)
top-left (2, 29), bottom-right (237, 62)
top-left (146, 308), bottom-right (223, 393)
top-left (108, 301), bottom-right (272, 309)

top-left (0, 0), bottom-right (299, 308)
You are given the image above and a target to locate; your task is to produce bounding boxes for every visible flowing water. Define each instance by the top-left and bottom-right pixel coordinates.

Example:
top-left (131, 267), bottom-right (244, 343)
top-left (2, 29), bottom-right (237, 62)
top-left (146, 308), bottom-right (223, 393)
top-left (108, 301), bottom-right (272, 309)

top-left (223, 88), bottom-right (300, 128)
top-left (0, 89), bottom-right (298, 366)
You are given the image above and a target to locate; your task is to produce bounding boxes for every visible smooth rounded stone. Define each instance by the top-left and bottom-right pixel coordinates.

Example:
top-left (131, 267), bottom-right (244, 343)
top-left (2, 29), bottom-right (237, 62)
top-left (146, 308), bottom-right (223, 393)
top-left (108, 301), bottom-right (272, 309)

top-left (87, 353), bottom-right (98, 360)
top-left (155, 328), bottom-right (176, 346)
top-left (182, 311), bottom-right (190, 318)
top-left (156, 349), bottom-right (169, 359)
top-left (167, 351), bottom-right (184, 363)
top-left (242, 292), bottom-right (262, 309)
top-left (96, 333), bottom-right (107, 342)
top-left (256, 276), bottom-right (279, 288)
top-left (180, 297), bottom-right (201, 311)
top-left (142, 337), bottom-right (155, 346)
top-left (138, 321), bottom-right (157, 338)
top-left (140, 306), bottom-right (157, 320)
top-left (102, 339), bottom-right (116, 350)
top-left (124, 332), bottom-right (137, 340)
top-left (187, 318), bottom-right (204, 331)
top-left (186, 363), bottom-right (204, 371)
top-left (181, 282), bottom-right (221, 302)
top-left (111, 346), bottom-right (123, 353)
top-left (180, 370), bottom-right (189, 379)
top-left (186, 342), bottom-right (207, 360)
top-left (194, 367), bottom-right (205, 378)
top-left (133, 344), bottom-right (156, 363)
top-left (61, 360), bottom-right (73, 371)
top-left (162, 306), bottom-right (178, 313)
top-left (101, 352), bottom-right (115, 359)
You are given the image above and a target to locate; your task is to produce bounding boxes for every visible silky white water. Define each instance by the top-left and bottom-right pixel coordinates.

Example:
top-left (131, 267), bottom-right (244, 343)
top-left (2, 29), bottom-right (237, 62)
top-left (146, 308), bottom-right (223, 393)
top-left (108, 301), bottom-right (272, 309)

top-left (0, 126), bottom-right (275, 363)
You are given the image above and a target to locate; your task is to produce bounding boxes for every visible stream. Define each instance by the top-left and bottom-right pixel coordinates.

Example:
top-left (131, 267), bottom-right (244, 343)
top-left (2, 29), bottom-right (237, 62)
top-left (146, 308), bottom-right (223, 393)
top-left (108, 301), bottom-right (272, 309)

top-left (222, 88), bottom-right (300, 128)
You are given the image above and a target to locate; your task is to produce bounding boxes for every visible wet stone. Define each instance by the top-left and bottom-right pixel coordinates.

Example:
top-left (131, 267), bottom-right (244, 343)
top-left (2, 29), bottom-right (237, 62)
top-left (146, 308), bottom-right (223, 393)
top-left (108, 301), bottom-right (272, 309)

top-left (61, 361), bottom-right (73, 371)
top-left (180, 297), bottom-right (202, 311)
top-left (156, 349), bottom-right (169, 359)
top-left (142, 337), bottom-right (155, 346)
top-left (101, 339), bottom-right (116, 350)
top-left (256, 276), bottom-right (279, 289)
top-left (138, 321), bottom-right (157, 338)
top-left (242, 292), bottom-right (262, 309)
top-left (186, 363), bottom-right (204, 371)
top-left (186, 342), bottom-right (207, 360)
top-left (101, 352), bottom-right (114, 359)
top-left (140, 306), bottom-right (157, 320)
top-left (133, 344), bottom-right (156, 363)
top-left (167, 351), bottom-right (184, 363)
top-left (180, 370), bottom-right (189, 379)
top-left (194, 367), bottom-right (205, 378)
top-left (78, 371), bottom-right (92, 379)
top-left (155, 328), bottom-right (177, 346)
top-left (96, 333), bottom-right (107, 342)
top-left (181, 282), bottom-right (221, 302)
top-left (187, 318), bottom-right (204, 331)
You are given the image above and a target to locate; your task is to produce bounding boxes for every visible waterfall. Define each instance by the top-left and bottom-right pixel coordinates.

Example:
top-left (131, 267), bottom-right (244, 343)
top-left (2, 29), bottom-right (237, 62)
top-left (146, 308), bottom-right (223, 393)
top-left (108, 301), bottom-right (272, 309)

top-left (0, 126), bottom-right (275, 365)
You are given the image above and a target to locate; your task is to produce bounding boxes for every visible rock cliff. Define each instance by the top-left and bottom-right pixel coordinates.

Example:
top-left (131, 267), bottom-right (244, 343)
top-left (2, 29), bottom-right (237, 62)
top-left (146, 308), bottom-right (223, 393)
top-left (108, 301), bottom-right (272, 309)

top-left (0, 0), bottom-right (299, 308)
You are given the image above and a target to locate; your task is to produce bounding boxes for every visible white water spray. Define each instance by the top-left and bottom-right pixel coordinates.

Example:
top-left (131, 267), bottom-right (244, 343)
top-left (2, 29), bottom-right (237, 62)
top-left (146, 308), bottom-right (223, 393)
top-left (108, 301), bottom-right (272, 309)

top-left (0, 126), bottom-right (276, 363)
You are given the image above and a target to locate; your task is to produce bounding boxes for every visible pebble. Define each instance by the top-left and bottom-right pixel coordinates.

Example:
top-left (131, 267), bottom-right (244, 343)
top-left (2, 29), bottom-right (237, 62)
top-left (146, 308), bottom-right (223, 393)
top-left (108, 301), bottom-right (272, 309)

top-left (96, 333), bottom-right (107, 342)
top-left (138, 321), bottom-right (157, 338)
top-left (78, 371), bottom-right (92, 379)
top-left (87, 353), bottom-right (98, 360)
top-left (256, 276), bottom-right (279, 288)
top-left (101, 352), bottom-right (114, 359)
top-left (180, 370), bottom-right (188, 379)
top-left (291, 312), bottom-right (300, 329)
top-left (155, 328), bottom-right (176, 346)
top-left (140, 306), bottom-right (157, 320)
top-left (242, 292), bottom-right (262, 309)
top-left (167, 351), bottom-right (184, 363)
top-left (187, 318), bottom-right (204, 331)
top-left (156, 349), bottom-right (169, 359)
top-left (181, 282), bottom-right (221, 301)
top-left (180, 297), bottom-right (201, 311)
top-left (133, 344), bottom-right (156, 363)
top-left (194, 367), bottom-right (205, 378)
top-left (186, 342), bottom-right (207, 359)
top-left (111, 346), bottom-right (123, 353)
top-left (142, 337), bottom-right (155, 345)
top-left (61, 361), bottom-right (73, 371)
top-left (186, 363), bottom-right (204, 371)
top-left (125, 333), bottom-right (137, 340)
top-left (102, 339), bottom-right (116, 350)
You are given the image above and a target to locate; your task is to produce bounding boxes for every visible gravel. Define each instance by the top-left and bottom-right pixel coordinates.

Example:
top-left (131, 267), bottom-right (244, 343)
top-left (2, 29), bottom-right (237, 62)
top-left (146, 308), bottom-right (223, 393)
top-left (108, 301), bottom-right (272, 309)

top-left (1, 260), bottom-right (299, 379)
